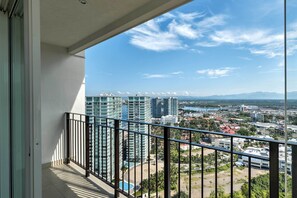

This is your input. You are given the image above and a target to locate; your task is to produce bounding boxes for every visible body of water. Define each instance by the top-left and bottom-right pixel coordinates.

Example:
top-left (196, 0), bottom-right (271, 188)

top-left (183, 106), bottom-right (220, 112)
top-left (119, 181), bottom-right (134, 192)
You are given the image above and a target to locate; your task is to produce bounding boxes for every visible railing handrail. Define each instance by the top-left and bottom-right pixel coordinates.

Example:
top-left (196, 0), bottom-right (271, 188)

top-left (65, 111), bottom-right (297, 198)
top-left (66, 112), bottom-right (297, 146)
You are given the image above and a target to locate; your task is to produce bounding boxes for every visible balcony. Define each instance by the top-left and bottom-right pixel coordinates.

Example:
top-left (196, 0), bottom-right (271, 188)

top-left (42, 164), bottom-right (113, 198)
top-left (45, 112), bottom-right (297, 198)
top-left (2, 0), bottom-right (295, 197)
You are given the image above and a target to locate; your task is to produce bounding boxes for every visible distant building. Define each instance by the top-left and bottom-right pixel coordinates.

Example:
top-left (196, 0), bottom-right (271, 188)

top-left (213, 138), bottom-right (245, 149)
top-left (151, 97), bottom-right (178, 118)
top-left (240, 147), bottom-right (269, 169)
top-left (127, 96), bottom-right (151, 162)
top-left (151, 97), bottom-right (163, 118)
top-left (240, 104), bottom-right (259, 112)
top-left (240, 146), bottom-right (292, 173)
top-left (85, 95), bottom-right (122, 180)
top-left (161, 115), bottom-right (178, 126)
top-left (163, 97), bottom-right (178, 116)
top-left (220, 125), bottom-right (236, 134)
top-left (251, 112), bottom-right (265, 122)
top-left (180, 144), bottom-right (190, 151)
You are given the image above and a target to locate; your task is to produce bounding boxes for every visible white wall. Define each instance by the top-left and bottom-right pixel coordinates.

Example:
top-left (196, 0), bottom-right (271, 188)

top-left (41, 43), bottom-right (85, 164)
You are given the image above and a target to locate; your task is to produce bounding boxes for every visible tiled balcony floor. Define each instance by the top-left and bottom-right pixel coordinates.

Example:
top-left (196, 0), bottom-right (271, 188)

top-left (42, 163), bottom-right (114, 198)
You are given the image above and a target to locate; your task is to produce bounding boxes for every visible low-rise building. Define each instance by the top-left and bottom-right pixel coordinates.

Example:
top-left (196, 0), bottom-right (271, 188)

top-left (161, 115), bottom-right (178, 126)
top-left (240, 146), bottom-right (292, 173)
top-left (213, 138), bottom-right (245, 149)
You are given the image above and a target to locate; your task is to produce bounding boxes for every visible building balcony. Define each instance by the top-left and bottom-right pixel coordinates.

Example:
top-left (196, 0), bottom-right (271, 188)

top-left (41, 112), bottom-right (297, 198)
top-left (1, 0), bottom-right (294, 197)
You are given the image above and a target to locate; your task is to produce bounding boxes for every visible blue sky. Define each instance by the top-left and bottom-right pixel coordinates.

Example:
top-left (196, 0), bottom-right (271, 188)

top-left (86, 0), bottom-right (297, 96)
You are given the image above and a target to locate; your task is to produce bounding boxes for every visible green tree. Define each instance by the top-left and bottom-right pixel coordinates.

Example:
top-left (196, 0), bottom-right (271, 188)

top-left (241, 173), bottom-right (291, 198)
top-left (249, 126), bottom-right (257, 133)
top-left (172, 191), bottom-right (188, 198)
top-left (140, 165), bottom-right (178, 193)
top-left (209, 187), bottom-right (229, 198)
top-left (237, 128), bottom-right (255, 136)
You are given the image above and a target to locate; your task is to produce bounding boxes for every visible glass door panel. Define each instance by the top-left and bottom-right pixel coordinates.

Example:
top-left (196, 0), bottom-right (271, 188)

top-left (0, 10), bottom-right (10, 198)
top-left (11, 3), bottom-right (25, 197)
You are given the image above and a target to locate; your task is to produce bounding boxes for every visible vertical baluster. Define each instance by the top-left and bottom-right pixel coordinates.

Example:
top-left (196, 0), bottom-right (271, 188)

top-left (66, 113), bottom-right (70, 164)
top-left (114, 119), bottom-right (120, 197)
top-left (141, 133), bottom-right (143, 197)
top-left (201, 147), bottom-right (204, 198)
top-left (164, 126), bottom-right (171, 198)
top-left (128, 122), bottom-right (130, 196)
top-left (215, 150), bottom-right (218, 198)
top-left (122, 122), bottom-right (125, 192)
top-left (156, 137), bottom-right (158, 198)
top-left (292, 145), bottom-right (297, 198)
top-left (230, 137), bottom-right (233, 197)
top-left (148, 125), bottom-right (151, 198)
top-left (85, 115), bottom-right (90, 177)
top-left (189, 131), bottom-right (192, 198)
top-left (248, 156), bottom-right (251, 198)
top-left (178, 142), bottom-right (181, 198)
top-left (134, 126), bottom-right (136, 196)
top-left (269, 142), bottom-right (279, 198)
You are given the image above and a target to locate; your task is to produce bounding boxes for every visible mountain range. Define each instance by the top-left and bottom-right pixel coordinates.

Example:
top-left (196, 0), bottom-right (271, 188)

top-left (179, 91), bottom-right (297, 100)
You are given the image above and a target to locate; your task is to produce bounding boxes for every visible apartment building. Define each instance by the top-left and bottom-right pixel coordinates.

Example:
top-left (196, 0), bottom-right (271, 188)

top-left (151, 97), bottom-right (178, 118)
top-left (127, 96), bottom-right (151, 162)
top-left (86, 95), bottom-right (122, 180)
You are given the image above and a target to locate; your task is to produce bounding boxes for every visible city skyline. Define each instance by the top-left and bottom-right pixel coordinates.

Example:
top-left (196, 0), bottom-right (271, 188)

top-left (86, 0), bottom-right (297, 97)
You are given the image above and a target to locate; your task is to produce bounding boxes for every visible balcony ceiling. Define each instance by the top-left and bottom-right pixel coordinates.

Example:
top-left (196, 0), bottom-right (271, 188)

top-left (41, 0), bottom-right (190, 54)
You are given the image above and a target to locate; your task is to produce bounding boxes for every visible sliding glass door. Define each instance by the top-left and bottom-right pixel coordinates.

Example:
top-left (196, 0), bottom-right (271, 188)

top-left (0, 9), bottom-right (10, 198)
top-left (11, 2), bottom-right (25, 197)
top-left (0, 1), bottom-right (25, 197)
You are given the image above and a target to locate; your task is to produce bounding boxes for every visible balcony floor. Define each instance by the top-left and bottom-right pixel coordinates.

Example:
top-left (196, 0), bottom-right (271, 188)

top-left (42, 163), bottom-right (114, 198)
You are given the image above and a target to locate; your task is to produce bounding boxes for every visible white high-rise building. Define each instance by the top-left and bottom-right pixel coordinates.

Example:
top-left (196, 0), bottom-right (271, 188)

top-left (163, 97), bottom-right (178, 116)
top-left (86, 95), bottom-right (122, 181)
top-left (127, 96), bottom-right (151, 162)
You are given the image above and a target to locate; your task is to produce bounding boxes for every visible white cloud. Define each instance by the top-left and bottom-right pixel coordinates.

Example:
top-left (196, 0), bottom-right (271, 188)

top-left (127, 10), bottom-right (297, 58)
top-left (196, 41), bottom-right (220, 47)
top-left (128, 18), bottom-right (185, 51)
top-left (208, 29), bottom-right (283, 46)
top-left (178, 12), bottom-right (205, 21)
top-left (196, 14), bottom-right (227, 29)
top-left (171, 71), bottom-right (183, 75)
top-left (129, 27), bottom-right (183, 51)
top-left (143, 71), bottom-right (183, 79)
top-left (249, 48), bottom-right (282, 58)
top-left (197, 67), bottom-right (234, 78)
top-left (127, 11), bottom-right (227, 52)
top-left (143, 74), bottom-right (169, 79)
top-left (204, 26), bottom-right (297, 58)
top-left (168, 20), bottom-right (201, 39)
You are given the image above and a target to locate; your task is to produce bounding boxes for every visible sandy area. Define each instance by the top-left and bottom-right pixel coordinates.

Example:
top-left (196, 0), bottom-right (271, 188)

top-left (124, 163), bottom-right (268, 198)
top-left (123, 161), bottom-right (164, 184)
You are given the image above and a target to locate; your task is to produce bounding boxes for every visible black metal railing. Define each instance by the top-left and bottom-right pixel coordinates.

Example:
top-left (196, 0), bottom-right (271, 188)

top-left (65, 112), bottom-right (297, 198)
